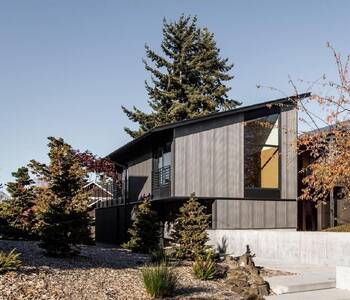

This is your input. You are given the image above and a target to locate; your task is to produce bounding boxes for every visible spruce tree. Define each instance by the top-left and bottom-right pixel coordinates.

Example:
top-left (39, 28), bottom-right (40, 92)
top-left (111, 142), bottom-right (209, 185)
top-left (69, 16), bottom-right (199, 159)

top-left (171, 193), bottom-right (210, 260)
top-left (30, 137), bottom-right (92, 256)
top-left (122, 196), bottom-right (159, 253)
top-left (122, 15), bottom-right (239, 138)
top-left (4, 167), bottom-right (36, 238)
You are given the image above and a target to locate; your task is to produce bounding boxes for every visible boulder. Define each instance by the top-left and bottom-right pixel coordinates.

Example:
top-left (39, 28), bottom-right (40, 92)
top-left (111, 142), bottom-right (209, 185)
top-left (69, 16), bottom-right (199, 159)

top-left (224, 245), bottom-right (270, 299)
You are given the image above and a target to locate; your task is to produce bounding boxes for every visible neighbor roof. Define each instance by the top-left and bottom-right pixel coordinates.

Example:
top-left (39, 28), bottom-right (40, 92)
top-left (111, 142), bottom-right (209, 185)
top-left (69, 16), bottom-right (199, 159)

top-left (0, 191), bottom-right (10, 202)
top-left (109, 93), bottom-right (310, 163)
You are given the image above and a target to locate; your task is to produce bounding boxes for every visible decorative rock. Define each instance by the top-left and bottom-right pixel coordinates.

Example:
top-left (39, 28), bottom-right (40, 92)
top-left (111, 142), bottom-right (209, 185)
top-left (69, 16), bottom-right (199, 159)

top-left (225, 245), bottom-right (270, 298)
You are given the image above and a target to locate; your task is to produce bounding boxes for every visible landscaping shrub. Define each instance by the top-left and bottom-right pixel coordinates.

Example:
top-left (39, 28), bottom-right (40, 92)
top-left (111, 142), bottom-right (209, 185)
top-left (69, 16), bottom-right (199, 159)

top-left (141, 263), bottom-right (178, 298)
top-left (122, 196), bottom-right (159, 254)
top-left (150, 248), bottom-right (168, 264)
top-left (171, 193), bottom-right (210, 260)
top-left (31, 137), bottom-right (92, 257)
top-left (0, 249), bottom-right (22, 274)
top-left (192, 252), bottom-right (216, 280)
top-left (1, 167), bottom-right (37, 239)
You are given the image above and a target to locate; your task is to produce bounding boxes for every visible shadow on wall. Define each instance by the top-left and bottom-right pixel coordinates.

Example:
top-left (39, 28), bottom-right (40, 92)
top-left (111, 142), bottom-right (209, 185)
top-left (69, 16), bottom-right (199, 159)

top-left (128, 176), bottom-right (148, 202)
top-left (217, 236), bottom-right (228, 255)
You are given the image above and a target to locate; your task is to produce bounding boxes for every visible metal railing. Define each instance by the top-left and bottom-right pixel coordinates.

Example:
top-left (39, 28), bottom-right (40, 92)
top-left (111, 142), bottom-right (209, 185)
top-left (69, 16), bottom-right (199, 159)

top-left (152, 166), bottom-right (171, 199)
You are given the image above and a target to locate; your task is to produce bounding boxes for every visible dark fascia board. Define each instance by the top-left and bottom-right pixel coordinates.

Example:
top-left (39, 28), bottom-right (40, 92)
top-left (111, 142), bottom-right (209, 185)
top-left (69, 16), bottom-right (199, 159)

top-left (108, 93), bottom-right (310, 162)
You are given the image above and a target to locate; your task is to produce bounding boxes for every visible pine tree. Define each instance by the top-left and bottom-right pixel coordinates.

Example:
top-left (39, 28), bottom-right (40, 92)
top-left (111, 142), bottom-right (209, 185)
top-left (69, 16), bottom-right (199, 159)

top-left (122, 196), bottom-right (159, 253)
top-left (122, 15), bottom-right (239, 138)
top-left (4, 167), bottom-right (36, 237)
top-left (171, 193), bottom-right (210, 260)
top-left (30, 137), bottom-right (92, 256)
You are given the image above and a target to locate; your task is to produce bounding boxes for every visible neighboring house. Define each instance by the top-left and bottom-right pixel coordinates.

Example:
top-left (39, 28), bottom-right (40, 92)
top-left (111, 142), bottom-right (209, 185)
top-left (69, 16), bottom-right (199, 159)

top-left (0, 191), bottom-right (10, 203)
top-left (298, 124), bottom-right (350, 231)
top-left (84, 181), bottom-right (114, 209)
top-left (95, 93), bottom-right (310, 244)
top-left (83, 181), bottom-right (118, 238)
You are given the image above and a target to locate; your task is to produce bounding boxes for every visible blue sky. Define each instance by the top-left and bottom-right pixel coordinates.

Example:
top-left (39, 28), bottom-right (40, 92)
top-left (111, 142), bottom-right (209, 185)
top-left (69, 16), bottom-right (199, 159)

top-left (1, 0), bottom-right (350, 186)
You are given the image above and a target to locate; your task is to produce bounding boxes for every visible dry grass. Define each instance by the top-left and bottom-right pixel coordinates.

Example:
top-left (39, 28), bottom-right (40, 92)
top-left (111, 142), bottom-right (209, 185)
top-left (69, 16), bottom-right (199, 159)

top-left (323, 224), bottom-right (350, 232)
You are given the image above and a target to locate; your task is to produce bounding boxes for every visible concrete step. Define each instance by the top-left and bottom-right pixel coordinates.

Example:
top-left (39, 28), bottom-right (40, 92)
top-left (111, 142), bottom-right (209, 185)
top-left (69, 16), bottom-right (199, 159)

top-left (266, 288), bottom-right (350, 300)
top-left (266, 273), bottom-right (336, 295)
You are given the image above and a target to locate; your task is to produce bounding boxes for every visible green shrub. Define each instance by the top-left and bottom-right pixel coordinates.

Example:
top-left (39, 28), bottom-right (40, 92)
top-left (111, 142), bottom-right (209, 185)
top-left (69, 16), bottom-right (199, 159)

top-left (0, 249), bottom-right (22, 273)
top-left (171, 193), bottom-right (210, 260)
top-left (122, 197), bottom-right (159, 254)
top-left (192, 253), bottom-right (216, 280)
top-left (150, 248), bottom-right (168, 264)
top-left (141, 263), bottom-right (178, 298)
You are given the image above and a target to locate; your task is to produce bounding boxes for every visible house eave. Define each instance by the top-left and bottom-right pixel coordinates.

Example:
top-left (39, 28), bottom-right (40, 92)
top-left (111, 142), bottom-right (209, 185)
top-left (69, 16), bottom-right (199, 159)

top-left (108, 93), bottom-right (310, 164)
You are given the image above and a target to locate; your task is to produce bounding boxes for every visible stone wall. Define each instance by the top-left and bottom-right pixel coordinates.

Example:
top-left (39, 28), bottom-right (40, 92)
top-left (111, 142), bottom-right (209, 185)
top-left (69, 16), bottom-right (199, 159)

top-left (208, 229), bottom-right (350, 266)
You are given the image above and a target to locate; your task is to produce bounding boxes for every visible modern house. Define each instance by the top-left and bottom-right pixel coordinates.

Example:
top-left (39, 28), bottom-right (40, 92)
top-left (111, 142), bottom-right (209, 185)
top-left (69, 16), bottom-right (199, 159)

top-left (95, 93), bottom-right (310, 244)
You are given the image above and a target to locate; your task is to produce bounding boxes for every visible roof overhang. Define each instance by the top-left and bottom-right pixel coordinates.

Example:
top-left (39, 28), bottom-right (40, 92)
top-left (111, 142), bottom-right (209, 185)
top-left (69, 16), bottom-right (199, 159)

top-left (108, 93), bottom-right (310, 165)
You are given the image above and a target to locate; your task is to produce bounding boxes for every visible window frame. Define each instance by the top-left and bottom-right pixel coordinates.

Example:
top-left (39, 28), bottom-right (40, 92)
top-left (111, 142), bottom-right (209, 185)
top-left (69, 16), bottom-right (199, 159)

top-left (244, 108), bottom-right (281, 199)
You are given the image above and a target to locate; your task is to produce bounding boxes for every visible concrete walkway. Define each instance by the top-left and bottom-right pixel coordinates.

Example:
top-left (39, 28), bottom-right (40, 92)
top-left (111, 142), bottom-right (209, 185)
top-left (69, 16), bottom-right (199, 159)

top-left (266, 288), bottom-right (350, 300)
top-left (254, 257), bottom-right (350, 299)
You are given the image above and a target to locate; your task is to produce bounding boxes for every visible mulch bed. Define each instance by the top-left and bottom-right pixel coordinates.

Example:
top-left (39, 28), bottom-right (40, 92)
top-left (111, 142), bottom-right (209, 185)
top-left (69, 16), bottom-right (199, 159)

top-left (0, 240), bottom-right (240, 300)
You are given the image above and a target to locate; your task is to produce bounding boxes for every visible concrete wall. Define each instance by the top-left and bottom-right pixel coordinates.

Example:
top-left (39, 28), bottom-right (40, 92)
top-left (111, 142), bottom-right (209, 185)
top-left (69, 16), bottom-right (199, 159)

top-left (208, 229), bottom-right (350, 266)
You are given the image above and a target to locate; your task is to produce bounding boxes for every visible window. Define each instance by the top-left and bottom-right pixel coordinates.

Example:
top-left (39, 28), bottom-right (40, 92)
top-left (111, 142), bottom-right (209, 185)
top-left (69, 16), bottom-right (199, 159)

top-left (153, 143), bottom-right (171, 185)
top-left (244, 113), bottom-right (280, 198)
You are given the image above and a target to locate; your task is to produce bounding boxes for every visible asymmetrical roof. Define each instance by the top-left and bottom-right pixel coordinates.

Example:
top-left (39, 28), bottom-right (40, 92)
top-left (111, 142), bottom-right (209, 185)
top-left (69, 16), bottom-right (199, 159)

top-left (109, 93), bottom-right (310, 163)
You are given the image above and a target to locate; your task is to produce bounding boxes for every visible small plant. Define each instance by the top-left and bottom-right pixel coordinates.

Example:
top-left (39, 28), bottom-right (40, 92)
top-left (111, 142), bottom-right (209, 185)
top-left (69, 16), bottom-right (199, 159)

top-left (141, 263), bottom-right (178, 298)
top-left (192, 252), bottom-right (216, 280)
top-left (0, 249), bottom-right (22, 273)
top-left (150, 248), bottom-right (167, 264)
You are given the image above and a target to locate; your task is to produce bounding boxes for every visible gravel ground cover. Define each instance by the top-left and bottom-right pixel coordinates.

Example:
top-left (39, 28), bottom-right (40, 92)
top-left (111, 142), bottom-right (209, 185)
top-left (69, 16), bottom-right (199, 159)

top-left (0, 240), bottom-right (240, 300)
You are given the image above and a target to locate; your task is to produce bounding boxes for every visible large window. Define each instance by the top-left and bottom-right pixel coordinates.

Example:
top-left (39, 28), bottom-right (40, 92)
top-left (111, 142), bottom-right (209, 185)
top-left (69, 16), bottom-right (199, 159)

top-left (244, 113), bottom-right (280, 198)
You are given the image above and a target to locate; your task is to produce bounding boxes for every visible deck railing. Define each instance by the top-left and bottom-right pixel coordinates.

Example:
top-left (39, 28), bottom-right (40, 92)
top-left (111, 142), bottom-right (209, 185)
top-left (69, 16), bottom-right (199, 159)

top-left (152, 166), bottom-right (171, 199)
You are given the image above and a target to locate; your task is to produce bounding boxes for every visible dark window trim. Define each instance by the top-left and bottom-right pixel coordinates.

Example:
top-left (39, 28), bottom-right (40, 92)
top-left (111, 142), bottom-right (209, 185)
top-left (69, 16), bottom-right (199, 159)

top-left (244, 110), bottom-right (281, 199)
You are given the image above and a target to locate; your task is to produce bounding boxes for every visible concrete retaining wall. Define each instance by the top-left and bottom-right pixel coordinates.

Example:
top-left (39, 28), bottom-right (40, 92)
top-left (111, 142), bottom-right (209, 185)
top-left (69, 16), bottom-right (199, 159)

top-left (336, 266), bottom-right (350, 290)
top-left (208, 229), bottom-right (350, 266)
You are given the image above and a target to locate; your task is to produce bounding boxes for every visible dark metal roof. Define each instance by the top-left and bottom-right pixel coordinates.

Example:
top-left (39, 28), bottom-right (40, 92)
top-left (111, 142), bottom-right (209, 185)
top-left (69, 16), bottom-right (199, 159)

top-left (108, 93), bottom-right (310, 163)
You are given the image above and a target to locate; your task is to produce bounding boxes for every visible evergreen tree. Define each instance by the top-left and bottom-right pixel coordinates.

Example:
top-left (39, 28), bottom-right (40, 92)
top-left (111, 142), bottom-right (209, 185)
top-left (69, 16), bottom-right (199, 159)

top-left (122, 15), bottom-right (239, 138)
top-left (4, 167), bottom-right (36, 237)
top-left (30, 137), bottom-right (92, 256)
top-left (122, 196), bottom-right (159, 253)
top-left (171, 193), bottom-right (210, 260)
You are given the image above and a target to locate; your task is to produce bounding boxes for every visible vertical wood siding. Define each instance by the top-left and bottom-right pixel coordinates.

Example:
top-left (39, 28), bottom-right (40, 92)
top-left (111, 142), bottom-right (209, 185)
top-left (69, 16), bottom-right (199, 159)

top-left (174, 107), bottom-right (297, 229)
top-left (127, 153), bottom-right (152, 202)
top-left (174, 114), bottom-right (244, 198)
top-left (214, 199), bottom-right (296, 229)
top-left (281, 108), bottom-right (298, 199)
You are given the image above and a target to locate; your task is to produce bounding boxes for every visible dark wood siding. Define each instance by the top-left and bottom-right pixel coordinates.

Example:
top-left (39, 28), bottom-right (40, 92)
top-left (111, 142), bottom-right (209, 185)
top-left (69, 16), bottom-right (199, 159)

top-left (174, 107), bottom-right (298, 229)
top-left (281, 107), bottom-right (298, 199)
top-left (173, 114), bottom-right (244, 198)
top-left (127, 152), bottom-right (152, 202)
top-left (213, 199), bottom-right (296, 229)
